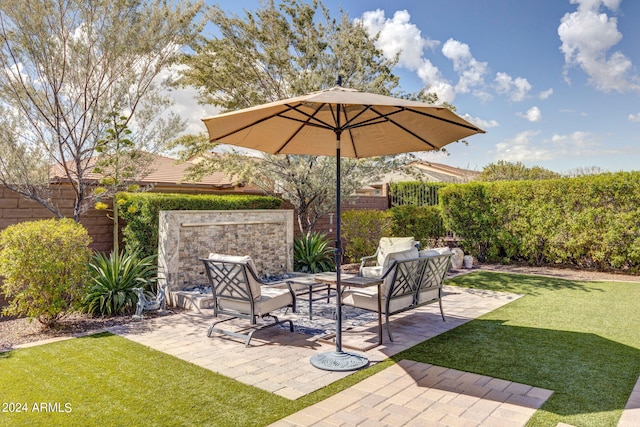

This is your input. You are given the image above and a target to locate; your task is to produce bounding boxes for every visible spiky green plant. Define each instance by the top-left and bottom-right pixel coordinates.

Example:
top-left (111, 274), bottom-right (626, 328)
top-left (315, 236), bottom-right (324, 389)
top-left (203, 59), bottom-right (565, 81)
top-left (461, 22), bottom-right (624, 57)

top-left (82, 250), bottom-right (157, 316)
top-left (293, 232), bottom-right (335, 273)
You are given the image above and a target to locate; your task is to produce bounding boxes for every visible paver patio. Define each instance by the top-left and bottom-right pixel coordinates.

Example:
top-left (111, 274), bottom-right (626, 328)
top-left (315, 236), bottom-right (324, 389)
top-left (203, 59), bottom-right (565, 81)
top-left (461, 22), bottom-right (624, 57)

top-left (108, 286), bottom-right (520, 400)
top-left (105, 284), bottom-right (640, 426)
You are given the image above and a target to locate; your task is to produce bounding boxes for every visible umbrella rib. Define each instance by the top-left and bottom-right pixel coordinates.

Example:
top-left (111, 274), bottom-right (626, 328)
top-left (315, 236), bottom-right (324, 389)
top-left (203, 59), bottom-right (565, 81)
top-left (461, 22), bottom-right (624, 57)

top-left (405, 107), bottom-right (483, 132)
top-left (273, 103), bottom-right (330, 154)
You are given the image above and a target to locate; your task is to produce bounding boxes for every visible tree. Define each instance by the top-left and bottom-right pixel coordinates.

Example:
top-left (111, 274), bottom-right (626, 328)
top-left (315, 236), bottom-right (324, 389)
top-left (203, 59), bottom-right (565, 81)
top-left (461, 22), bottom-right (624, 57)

top-left (176, 0), bottom-right (416, 234)
top-left (0, 0), bottom-right (203, 221)
top-left (564, 166), bottom-right (605, 178)
top-left (93, 112), bottom-right (155, 254)
top-left (182, 140), bottom-right (405, 233)
top-left (477, 160), bottom-right (561, 182)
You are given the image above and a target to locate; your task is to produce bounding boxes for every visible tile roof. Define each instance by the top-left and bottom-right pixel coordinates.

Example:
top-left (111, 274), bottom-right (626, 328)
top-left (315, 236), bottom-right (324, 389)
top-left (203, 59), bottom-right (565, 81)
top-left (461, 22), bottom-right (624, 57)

top-left (50, 153), bottom-right (241, 189)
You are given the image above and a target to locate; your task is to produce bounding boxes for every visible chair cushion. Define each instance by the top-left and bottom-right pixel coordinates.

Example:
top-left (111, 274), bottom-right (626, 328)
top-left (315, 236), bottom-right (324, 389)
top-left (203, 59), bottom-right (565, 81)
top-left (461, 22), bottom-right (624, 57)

top-left (218, 286), bottom-right (292, 316)
top-left (361, 266), bottom-right (383, 278)
top-left (208, 253), bottom-right (261, 300)
top-left (342, 287), bottom-right (413, 314)
top-left (420, 247), bottom-right (452, 257)
top-left (377, 237), bottom-right (417, 267)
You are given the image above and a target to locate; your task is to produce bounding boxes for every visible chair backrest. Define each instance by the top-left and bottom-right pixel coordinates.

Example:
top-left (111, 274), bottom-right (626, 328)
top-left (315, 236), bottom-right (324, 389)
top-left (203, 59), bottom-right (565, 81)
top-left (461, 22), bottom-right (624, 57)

top-left (384, 256), bottom-right (428, 300)
top-left (416, 253), bottom-right (452, 294)
top-left (202, 254), bottom-right (263, 302)
top-left (383, 252), bottom-right (452, 307)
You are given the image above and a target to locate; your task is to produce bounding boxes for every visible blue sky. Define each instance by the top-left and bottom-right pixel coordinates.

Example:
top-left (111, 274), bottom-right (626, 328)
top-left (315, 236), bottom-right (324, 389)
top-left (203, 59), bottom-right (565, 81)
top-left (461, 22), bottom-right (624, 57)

top-left (180, 0), bottom-right (640, 173)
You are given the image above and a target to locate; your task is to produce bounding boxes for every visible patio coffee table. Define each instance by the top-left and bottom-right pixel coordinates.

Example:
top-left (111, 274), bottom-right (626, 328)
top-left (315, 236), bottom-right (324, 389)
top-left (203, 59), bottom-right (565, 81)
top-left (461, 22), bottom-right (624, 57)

top-left (286, 274), bottom-right (335, 320)
top-left (313, 273), bottom-right (383, 351)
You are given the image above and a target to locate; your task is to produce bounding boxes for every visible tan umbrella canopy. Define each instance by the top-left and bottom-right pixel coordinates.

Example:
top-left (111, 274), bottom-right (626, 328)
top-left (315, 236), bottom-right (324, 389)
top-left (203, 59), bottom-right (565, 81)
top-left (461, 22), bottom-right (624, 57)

top-left (203, 85), bottom-right (483, 158)
top-left (202, 80), bottom-right (485, 371)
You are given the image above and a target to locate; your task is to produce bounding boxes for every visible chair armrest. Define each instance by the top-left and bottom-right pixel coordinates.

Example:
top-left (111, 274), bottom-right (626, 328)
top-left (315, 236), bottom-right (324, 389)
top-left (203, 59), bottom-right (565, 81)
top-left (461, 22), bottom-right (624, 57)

top-left (359, 252), bottom-right (379, 273)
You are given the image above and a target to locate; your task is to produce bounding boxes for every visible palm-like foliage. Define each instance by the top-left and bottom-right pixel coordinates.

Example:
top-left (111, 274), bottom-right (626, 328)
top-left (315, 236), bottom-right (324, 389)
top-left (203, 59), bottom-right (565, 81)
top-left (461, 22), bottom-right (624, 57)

top-left (82, 250), bottom-right (157, 316)
top-left (293, 232), bottom-right (335, 273)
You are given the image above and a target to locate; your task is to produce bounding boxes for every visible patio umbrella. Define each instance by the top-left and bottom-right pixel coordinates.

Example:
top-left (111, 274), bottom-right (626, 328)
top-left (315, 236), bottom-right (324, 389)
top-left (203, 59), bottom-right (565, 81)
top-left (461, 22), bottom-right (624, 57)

top-left (202, 77), bottom-right (485, 371)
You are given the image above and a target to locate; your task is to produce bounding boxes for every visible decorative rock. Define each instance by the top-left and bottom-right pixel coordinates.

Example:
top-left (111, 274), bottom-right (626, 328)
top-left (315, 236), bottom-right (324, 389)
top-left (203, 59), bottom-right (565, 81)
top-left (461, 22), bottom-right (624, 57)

top-left (451, 248), bottom-right (464, 269)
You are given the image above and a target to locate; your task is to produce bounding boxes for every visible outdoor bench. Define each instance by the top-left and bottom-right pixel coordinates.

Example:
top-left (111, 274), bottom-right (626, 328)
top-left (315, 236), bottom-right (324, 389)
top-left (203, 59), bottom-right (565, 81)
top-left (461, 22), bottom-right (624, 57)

top-left (343, 251), bottom-right (453, 341)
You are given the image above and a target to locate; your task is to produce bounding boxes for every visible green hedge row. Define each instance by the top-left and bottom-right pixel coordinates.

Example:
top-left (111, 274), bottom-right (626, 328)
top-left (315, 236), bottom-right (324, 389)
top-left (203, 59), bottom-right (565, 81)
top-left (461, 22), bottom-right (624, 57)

top-left (341, 205), bottom-right (446, 263)
top-left (440, 171), bottom-right (640, 272)
top-left (117, 192), bottom-right (283, 257)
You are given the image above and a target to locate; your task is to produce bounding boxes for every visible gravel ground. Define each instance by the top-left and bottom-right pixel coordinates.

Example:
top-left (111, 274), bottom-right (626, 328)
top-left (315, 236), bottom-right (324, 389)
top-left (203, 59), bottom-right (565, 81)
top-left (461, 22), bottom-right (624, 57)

top-left (1, 263), bottom-right (638, 350)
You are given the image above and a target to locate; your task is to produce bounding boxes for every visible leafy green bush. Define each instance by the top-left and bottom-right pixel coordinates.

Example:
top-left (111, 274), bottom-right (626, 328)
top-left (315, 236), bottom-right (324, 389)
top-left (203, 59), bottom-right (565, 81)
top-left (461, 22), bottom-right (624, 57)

top-left (118, 192), bottom-right (283, 257)
top-left (82, 250), bottom-right (157, 316)
top-left (388, 205), bottom-right (446, 248)
top-left (293, 232), bottom-right (334, 273)
top-left (0, 218), bottom-right (92, 326)
top-left (440, 172), bottom-right (640, 272)
top-left (341, 210), bottom-right (392, 263)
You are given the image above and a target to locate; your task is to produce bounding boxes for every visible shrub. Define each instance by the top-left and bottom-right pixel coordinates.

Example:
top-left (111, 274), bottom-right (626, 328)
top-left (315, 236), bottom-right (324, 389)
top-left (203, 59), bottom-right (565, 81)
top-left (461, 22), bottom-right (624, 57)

top-left (440, 172), bottom-right (640, 271)
top-left (293, 232), bottom-right (334, 273)
top-left (341, 210), bottom-right (392, 263)
top-left (117, 192), bottom-right (283, 257)
top-left (388, 205), bottom-right (446, 248)
top-left (0, 218), bottom-right (92, 326)
top-left (82, 250), bottom-right (157, 316)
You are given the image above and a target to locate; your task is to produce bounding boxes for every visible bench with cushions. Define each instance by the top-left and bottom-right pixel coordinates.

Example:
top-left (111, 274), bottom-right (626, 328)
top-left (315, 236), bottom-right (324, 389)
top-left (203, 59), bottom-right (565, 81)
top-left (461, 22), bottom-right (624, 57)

top-left (345, 248), bottom-right (453, 342)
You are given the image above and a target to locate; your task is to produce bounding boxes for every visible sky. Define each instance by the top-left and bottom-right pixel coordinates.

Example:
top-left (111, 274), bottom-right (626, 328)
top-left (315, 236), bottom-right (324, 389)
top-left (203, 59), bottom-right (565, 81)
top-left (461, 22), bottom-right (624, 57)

top-left (175, 0), bottom-right (640, 174)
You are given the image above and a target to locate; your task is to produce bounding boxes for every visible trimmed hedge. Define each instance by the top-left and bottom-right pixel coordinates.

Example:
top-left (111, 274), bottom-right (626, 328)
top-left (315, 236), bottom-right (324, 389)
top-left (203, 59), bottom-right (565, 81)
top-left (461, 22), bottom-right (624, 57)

top-left (341, 205), bottom-right (446, 263)
top-left (440, 172), bottom-right (640, 272)
top-left (117, 192), bottom-right (283, 257)
top-left (388, 205), bottom-right (446, 248)
top-left (341, 210), bottom-right (392, 263)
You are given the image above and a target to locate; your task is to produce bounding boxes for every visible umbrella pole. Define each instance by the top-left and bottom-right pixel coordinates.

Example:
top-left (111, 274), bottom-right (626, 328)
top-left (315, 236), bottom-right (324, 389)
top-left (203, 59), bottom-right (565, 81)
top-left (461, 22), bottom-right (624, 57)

top-left (310, 133), bottom-right (369, 371)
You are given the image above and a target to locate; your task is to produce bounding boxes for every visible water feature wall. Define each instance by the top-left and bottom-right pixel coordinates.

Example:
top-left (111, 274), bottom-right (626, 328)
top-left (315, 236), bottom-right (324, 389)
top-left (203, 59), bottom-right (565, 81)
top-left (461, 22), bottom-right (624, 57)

top-left (157, 209), bottom-right (294, 308)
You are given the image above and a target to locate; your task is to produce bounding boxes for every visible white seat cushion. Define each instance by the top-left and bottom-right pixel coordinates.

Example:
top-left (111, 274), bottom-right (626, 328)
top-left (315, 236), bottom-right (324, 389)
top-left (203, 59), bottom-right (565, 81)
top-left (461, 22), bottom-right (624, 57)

top-left (361, 266), bottom-right (383, 278)
top-left (342, 287), bottom-right (413, 314)
top-left (218, 285), bottom-right (292, 316)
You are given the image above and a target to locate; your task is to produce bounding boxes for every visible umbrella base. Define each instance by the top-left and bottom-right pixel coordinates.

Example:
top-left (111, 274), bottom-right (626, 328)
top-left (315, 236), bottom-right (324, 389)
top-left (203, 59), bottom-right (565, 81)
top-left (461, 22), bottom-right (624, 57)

top-left (310, 350), bottom-right (369, 371)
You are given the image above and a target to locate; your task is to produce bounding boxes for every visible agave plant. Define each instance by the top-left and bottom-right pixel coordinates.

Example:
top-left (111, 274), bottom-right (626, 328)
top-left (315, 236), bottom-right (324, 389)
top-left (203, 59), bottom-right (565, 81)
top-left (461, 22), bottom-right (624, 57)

top-left (293, 232), bottom-right (335, 273)
top-left (82, 250), bottom-right (157, 316)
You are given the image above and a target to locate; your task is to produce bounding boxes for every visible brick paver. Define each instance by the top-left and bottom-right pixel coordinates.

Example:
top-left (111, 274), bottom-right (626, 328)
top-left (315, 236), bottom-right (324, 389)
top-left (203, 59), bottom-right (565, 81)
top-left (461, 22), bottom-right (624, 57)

top-left (270, 360), bottom-right (552, 427)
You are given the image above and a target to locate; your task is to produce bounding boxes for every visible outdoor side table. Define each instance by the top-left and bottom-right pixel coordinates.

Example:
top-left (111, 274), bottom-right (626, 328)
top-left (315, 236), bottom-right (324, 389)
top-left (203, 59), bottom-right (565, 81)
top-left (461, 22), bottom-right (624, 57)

top-left (313, 273), bottom-right (383, 351)
top-left (285, 274), bottom-right (335, 320)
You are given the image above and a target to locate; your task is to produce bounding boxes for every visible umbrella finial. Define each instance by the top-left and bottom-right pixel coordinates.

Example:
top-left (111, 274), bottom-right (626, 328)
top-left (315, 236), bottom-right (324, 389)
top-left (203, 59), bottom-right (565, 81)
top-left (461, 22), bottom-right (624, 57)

top-left (336, 75), bottom-right (342, 87)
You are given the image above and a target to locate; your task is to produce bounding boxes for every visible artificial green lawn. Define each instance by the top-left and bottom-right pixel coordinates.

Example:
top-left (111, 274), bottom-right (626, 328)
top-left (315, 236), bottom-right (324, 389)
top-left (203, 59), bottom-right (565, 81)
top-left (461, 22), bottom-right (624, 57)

top-left (1, 272), bottom-right (638, 427)
top-left (400, 272), bottom-right (640, 427)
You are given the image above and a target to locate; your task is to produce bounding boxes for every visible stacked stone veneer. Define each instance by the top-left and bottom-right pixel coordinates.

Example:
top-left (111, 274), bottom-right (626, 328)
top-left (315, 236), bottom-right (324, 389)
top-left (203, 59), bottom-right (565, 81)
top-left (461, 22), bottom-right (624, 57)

top-left (158, 210), bottom-right (294, 297)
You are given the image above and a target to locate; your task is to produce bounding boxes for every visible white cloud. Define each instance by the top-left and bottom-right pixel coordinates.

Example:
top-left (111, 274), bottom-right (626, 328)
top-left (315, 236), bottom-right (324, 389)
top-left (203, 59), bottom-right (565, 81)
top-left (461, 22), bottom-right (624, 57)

top-left (539, 88), bottom-right (554, 99)
top-left (629, 112), bottom-right (640, 122)
top-left (442, 39), bottom-right (489, 96)
top-left (517, 106), bottom-right (542, 122)
top-left (358, 10), bottom-right (455, 102)
top-left (494, 129), bottom-right (620, 165)
top-left (358, 10), bottom-right (438, 70)
top-left (494, 130), bottom-right (552, 161)
top-left (494, 72), bottom-right (532, 102)
top-left (550, 131), bottom-right (600, 153)
top-left (158, 65), bottom-right (220, 135)
top-left (462, 114), bottom-right (499, 129)
top-left (558, 0), bottom-right (639, 92)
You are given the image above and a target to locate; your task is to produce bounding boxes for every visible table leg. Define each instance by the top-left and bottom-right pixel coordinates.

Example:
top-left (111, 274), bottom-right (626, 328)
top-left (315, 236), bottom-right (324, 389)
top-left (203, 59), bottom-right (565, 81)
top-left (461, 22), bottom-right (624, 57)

top-left (308, 287), bottom-right (313, 320)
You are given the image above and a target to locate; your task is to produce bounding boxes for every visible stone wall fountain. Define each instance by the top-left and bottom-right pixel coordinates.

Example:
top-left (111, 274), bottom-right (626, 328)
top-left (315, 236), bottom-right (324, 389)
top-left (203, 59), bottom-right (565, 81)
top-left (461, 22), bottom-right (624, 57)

top-left (157, 209), bottom-right (294, 311)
